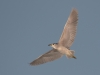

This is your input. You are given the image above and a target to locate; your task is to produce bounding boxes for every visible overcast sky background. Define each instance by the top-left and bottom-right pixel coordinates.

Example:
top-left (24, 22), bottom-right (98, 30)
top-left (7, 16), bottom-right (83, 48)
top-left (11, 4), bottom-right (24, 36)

top-left (0, 0), bottom-right (100, 75)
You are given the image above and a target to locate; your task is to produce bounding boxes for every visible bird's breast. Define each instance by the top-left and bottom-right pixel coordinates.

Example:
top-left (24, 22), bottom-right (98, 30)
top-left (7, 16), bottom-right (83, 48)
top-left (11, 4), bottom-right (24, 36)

top-left (57, 46), bottom-right (69, 54)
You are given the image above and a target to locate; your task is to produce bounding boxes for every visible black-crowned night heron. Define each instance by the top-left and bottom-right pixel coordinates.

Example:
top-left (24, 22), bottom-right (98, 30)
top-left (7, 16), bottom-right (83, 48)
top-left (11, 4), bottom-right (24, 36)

top-left (30, 8), bottom-right (78, 66)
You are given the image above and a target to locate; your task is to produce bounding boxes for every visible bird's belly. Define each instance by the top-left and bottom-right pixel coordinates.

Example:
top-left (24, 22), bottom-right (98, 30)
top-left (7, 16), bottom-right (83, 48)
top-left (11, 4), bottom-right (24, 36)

top-left (57, 47), bottom-right (69, 54)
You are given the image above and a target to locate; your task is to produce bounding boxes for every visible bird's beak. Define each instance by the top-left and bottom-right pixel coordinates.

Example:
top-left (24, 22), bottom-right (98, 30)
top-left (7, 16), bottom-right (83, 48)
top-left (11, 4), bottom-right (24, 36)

top-left (48, 44), bottom-right (52, 46)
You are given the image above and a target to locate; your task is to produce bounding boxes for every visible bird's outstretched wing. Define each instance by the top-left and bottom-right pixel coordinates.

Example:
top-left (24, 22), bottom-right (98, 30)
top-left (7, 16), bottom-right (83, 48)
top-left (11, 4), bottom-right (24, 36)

top-left (30, 49), bottom-right (63, 66)
top-left (58, 9), bottom-right (78, 49)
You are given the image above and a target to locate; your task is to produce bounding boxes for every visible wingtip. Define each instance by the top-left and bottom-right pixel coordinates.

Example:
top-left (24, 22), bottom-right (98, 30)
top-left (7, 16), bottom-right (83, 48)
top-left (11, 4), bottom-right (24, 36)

top-left (72, 8), bottom-right (77, 10)
top-left (29, 63), bottom-right (37, 66)
top-left (29, 62), bottom-right (33, 66)
top-left (29, 63), bottom-right (33, 66)
top-left (73, 56), bottom-right (77, 59)
top-left (72, 8), bottom-right (78, 13)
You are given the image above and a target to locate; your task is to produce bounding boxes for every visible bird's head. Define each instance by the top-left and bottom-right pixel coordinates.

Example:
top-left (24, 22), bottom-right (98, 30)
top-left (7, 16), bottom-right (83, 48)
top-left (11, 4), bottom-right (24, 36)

top-left (48, 43), bottom-right (58, 49)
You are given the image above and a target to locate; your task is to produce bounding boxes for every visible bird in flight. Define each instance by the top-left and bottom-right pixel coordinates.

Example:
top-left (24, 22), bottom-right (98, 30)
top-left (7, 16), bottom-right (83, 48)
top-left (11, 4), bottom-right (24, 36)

top-left (30, 8), bottom-right (78, 66)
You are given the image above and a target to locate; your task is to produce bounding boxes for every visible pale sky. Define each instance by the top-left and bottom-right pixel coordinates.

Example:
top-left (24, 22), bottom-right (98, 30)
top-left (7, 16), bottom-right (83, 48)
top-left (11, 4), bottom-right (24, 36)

top-left (0, 0), bottom-right (100, 75)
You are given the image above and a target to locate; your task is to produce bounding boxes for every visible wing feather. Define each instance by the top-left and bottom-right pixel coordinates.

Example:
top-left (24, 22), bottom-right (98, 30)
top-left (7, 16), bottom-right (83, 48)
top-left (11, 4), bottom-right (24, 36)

top-left (30, 49), bottom-right (63, 66)
top-left (58, 8), bottom-right (78, 48)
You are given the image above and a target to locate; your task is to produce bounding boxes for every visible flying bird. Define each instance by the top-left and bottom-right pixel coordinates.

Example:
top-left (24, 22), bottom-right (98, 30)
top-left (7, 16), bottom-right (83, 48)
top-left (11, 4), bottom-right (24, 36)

top-left (30, 8), bottom-right (78, 66)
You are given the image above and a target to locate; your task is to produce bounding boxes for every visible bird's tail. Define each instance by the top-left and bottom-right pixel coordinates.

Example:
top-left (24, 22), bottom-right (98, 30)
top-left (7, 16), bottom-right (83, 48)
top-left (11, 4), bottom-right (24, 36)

top-left (66, 50), bottom-right (76, 59)
top-left (70, 50), bottom-right (75, 55)
top-left (70, 50), bottom-right (76, 59)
